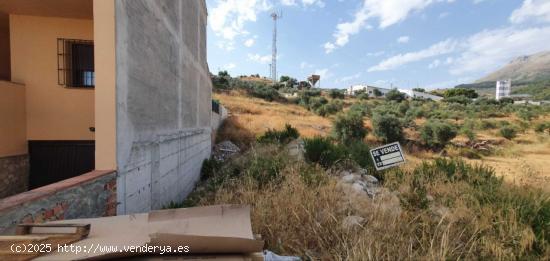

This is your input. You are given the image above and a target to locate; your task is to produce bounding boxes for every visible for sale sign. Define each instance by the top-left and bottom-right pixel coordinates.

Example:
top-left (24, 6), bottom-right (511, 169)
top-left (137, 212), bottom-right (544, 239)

top-left (370, 142), bottom-right (406, 171)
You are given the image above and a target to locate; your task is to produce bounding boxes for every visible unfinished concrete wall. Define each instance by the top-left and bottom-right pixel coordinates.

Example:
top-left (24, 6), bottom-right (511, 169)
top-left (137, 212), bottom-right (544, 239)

top-left (0, 170), bottom-right (116, 234)
top-left (115, 0), bottom-right (212, 214)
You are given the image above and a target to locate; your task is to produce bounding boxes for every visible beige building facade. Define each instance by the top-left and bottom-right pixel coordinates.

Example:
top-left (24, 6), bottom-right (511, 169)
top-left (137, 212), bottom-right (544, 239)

top-left (0, 0), bottom-right (213, 228)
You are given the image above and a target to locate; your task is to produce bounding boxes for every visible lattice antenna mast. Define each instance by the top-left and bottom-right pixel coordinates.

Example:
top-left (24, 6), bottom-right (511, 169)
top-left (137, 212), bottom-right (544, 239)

top-left (271, 11), bottom-right (282, 84)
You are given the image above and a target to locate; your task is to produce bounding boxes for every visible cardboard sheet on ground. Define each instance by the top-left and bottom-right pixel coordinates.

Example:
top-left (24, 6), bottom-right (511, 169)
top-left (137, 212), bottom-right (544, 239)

top-left (35, 205), bottom-right (264, 260)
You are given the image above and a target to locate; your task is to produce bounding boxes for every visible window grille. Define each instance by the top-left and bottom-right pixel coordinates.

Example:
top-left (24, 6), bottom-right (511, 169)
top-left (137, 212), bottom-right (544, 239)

top-left (57, 38), bottom-right (94, 88)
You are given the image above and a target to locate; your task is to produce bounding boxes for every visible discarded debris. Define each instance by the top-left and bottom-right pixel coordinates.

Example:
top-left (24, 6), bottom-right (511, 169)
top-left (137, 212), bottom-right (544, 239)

top-left (263, 250), bottom-right (301, 261)
top-left (213, 140), bottom-right (241, 162)
top-left (1, 205), bottom-right (264, 260)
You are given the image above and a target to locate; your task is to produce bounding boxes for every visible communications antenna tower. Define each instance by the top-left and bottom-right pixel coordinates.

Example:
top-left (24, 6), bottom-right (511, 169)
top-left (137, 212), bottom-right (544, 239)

top-left (271, 11), bottom-right (282, 84)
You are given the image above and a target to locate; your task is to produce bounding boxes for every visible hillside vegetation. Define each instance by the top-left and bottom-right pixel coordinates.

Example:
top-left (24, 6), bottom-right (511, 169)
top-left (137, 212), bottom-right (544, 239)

top-left (176, 73), bottom-right (550, 259)
top-left (456, 51), bottom-right (550, 99)
top-left (477, 51), bottom-right (550, 83)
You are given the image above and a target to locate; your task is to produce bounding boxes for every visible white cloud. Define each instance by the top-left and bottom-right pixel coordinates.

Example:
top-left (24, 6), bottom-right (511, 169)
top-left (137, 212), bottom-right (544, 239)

top-left (324, 0), bottom-right (449, 53)
top-left (244, 38), bottom-right (256, 47)
top-left (222, 63), bottom-right (237, 70)
top-left (428, 59), bottom-right (441, 69)
top-left (324, 42), bottom-right (336, 54)
top-left (367, 51), bottom-right (385, 56)
top-left (450, 26), bottom-right (550, 75)
top-left (280, 0), bottom-right (297, 6)
top-left (281, 0), bottom-right (325, 7)
top-left (397, 36), bottom-right (410, 43)
top-left (301, 0), bottom-right (325, 8)
top-left (439, 12), bottom-right (450, 18)
top-left (217, 41), bottom-right (235, 51)
top-left (368, 39), bottom-right (457, 72)
top-left (510, 0), bottom-right (550, 24)
top-left (314, 68), bottom-right (332, 80)
top-left (248, 53), bottom-right (272, 64)
top-left (300, 61), bottom-right (314, 69)
top-left (335, 72), bottom-right (362, 83)
top-left (424, 77), bottom-right (473, 89)
top-left (209, 0), bottom-right (271, 50)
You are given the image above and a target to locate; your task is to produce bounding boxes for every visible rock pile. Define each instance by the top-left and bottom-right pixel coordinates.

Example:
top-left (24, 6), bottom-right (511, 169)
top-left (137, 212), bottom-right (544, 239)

top-left (212, 140), bottom-right (241, 162)
top-left (338, 170), bottom-right (381, 198)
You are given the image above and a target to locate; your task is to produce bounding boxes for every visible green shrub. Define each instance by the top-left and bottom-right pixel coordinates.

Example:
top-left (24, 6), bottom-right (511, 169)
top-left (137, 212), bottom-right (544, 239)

top-left (297, 89), bottom-right (321, 106)
top-left (498, 120), bottom-right (510, 127)
top-left (246, 153), bottom-right (286, 187)
top-left (347, 142), bottom-right (374, 170)
top-left (500, 126), bottom-right (517, 140)
top-left (329, 89), bottom-right (345, 99)
top-left (479, 120), bottom-right (498, 130)
top-left (332, 111), bottom-right (367, 144)
top-left (420, 120), bottom-right (458, 150)
top-left (348, 102), bottom-right (370, 117)
top-left (406, 106), bottom-right (426, 119)
top-left (460, 120), bottom-right (477, 142)
top-left (297, 163), bottom-right (328, 187)
top-left (315, 100), bottom-right (343, 116)
top-left (257, 124), bottom-right (300, 144)
top-left (308, 96), bottom-right (328, 111)
top-left (499, 97), bottom-right (514, 104)
top-left (458, 147), bottom-right (482, 159)
top-left (443, 95), bottom-right (472, 104)
top-left (443, 88), bottom-right (479, 99)
top-left (201, 158), bottom-right (222, 181)
top-left (517, 108), bottom-right (536, 121)
top-left (385, 89), bottom-right (406, 102)
top-left (372, 113), bottom-right (404, 143)
top-left (303, 137), bottom-right (346, 169)
top-left (535, 122), bottom-right (550, 134)
top-left (248, 84), bottom-right (280, 101)
top-left (357, 92), bottom-right (369, 100)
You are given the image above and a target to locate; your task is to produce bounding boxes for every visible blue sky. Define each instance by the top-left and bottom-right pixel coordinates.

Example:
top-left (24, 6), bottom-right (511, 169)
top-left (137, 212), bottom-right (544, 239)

top-left (206, 0), bottom-right (550, 90)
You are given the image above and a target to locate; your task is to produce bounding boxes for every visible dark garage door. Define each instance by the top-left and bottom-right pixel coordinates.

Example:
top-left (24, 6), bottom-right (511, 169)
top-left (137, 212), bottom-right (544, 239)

top-left (28, 140), bottom-right (95, 189)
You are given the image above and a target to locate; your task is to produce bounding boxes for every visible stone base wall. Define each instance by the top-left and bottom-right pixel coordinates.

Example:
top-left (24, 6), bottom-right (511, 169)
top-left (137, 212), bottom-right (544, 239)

top-left (0, 170), bottom-right (116, 234)
top-left (0, 154), bottom-right (29, 199)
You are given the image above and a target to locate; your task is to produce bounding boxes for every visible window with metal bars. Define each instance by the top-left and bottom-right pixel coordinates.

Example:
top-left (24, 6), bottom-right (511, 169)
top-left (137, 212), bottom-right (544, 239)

top-left (57, 38), bottom-right (94, 88)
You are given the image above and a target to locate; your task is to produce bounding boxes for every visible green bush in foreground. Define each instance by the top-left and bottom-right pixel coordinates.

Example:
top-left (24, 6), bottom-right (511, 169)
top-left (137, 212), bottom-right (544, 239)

top-left (258, 124), bottom-right (300, 144)
top-left (303, 137), bottom-right (346, 169)
top-left (535, 122), bottom-right (550, 135)
top-left (332, 111), bottom-right (367, 145)
top-left (248, 84), bottom-right (280, 101)
top-left (372, 113), bottom-right (404, 143)
top-left (385, 89), bottom-right (407, 102)
top-left (500, 125), bottom-right (517, 140)
top-left (420, 120), bottom-right (457, 150)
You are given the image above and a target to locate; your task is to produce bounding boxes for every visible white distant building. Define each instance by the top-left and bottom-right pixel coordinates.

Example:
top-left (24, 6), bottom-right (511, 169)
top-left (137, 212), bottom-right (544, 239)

top-left (346, 85), bottom-right (367, 96)
top-left (346, 85), bottom-right (393, 97)
top-left (398, 89), bottom-right (444, 101)
top-left (346, 85), bottom-right (442, 101)
top-left (495, 80), bottom-right (512, 100)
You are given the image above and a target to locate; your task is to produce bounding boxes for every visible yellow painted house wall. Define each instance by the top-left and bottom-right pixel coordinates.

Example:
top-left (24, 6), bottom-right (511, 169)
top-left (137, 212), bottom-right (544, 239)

top-left (93, 0), bottom-right (117, 170)
top-left (0, 81), bottom-right (26, 157)
top-left (10, 15), bottom-right (94, 141)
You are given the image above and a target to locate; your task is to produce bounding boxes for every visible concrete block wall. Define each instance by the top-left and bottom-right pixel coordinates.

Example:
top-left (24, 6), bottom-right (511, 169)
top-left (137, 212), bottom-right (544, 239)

top-left (115, 0), bottom-right (212, 214)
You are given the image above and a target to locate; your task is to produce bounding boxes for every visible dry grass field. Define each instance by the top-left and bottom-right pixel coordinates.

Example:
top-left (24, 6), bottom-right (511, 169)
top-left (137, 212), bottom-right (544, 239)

top-left (215, 90), bottom-right (550, 189)
top-left (214, 90), bottom-right (333, 137)
top-left (179, 90), bottom-right (550, 259)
